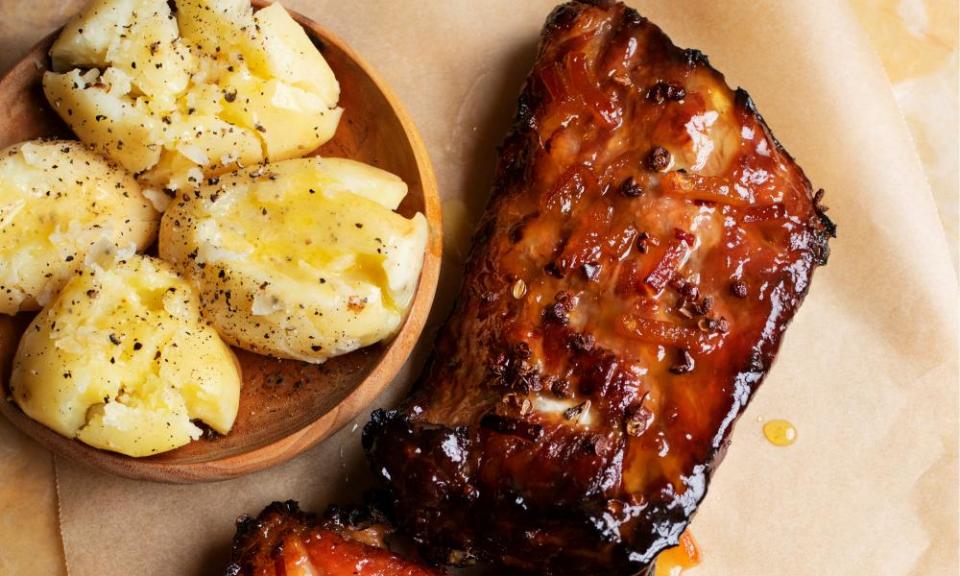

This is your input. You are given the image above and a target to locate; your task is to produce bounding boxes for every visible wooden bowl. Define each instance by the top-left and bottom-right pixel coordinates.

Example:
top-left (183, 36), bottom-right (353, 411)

top-left (0, 2), bottom-right (441, 483)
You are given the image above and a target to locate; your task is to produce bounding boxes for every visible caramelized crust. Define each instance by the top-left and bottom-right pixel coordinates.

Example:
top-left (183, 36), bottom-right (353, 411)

top-left (365, 1), bottom-right (833, 574)
top-left (226, 501), bottom-right (440, 576)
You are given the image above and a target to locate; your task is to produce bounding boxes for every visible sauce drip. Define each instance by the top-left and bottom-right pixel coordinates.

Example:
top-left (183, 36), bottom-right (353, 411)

top-left (762, 419), bottom-right (797, 447)
top-left (654, 530), bottom-right (701, 576)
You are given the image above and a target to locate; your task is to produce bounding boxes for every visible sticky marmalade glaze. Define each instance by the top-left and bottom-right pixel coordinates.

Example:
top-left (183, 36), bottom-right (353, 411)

top-left (365, 1), bottom-right (834, 574)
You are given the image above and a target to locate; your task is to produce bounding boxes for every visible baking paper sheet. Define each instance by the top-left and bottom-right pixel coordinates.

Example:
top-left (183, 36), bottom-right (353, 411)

top-left (3, 1), bottom-right (957, 574)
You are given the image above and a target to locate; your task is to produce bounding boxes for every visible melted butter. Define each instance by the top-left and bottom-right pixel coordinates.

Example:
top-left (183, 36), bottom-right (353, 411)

top-left (197, 168), bottom-right (425, 313)
top-left (655, 530), bottom-right (701, 576)
top-left (762, 419), bottom-right (797, 446)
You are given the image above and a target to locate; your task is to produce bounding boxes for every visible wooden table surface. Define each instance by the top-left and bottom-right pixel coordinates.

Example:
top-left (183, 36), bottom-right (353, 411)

top-left (0, 0), bottom-right (956, 574)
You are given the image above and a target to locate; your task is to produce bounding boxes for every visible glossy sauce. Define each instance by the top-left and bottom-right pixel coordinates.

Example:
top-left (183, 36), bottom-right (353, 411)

top-left (763, 419), bottom-right (797, 447)
top-left (654, 530), bottom-right (701, 576)
top-left (364, 2), bottom-right (833, 573)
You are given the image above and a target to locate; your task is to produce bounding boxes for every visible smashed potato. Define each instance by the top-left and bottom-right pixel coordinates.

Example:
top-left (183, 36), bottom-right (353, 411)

top-left (0, 140), bottom-right (157, 315)
top-left (44, 0), bottom-right (342, 207)
top-left (10, 255), bottom-right (241, 457)
top-left (159, 157), bottom-right (427, 363)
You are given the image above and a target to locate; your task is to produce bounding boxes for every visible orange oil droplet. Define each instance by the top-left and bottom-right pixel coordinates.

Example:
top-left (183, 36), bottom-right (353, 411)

top-left (654, 530), bottom-right (701, 576)
top-left (763, 419), bottom-right (797, 446)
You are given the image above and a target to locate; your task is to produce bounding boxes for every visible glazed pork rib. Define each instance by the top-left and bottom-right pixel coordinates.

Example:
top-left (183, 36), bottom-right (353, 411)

top-left (364, 1), bottom-right (834, 574)
top-left (225, 501), bottom-right (441, 576)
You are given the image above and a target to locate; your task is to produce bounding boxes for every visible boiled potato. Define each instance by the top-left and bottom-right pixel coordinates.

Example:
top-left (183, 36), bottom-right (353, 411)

top-left (173, 0), bottom-right (259, 61)
top-left (0, 140), bottom-right (158, 315)
top-left (159, 157), bottom-right (427, 363)
top-left (10, 255), bottom-right (241, 457)
top-left (51, 0), bottom-right (193, 109)
top-left (174, 1), bottom-right (338, 107)
top-left (249, 3), bottom-right (340, 107)
top-left (218, 71), bottom-right (342, 161)
top-left (44, 0), bottom-right (342, 202)
top-left (43, 68), bottom-right (164, 173)
top-left (259, 156), bottom-right (409, 210)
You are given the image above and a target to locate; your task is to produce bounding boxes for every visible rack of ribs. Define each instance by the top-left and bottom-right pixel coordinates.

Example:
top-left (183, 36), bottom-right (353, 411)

top-left (364, 1), bottom-right (834, 574)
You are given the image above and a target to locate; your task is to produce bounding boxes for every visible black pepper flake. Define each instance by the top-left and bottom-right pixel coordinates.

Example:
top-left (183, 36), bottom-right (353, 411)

top-left (730, 280), bottom-right (748, 298)
top-left (701, 296), bottom-right (714, 314)
top-left (580, 434), bottom-right (606, 455)
top-left (669, 349), bottom-right (696, 374)
top-left (133, 341), bottom-right (143, 351)
top-left (542, 292), bottom-right (572, 326)
top-left (223, 89), bottom-right (237, 103)
top-left (698, 316), bottom-right (730, 334)
top-left (550, 378), bottom-right (572, 399)
top-left (354, 223), bottom-right (363, 229)
top-left (544, 261), bottom-right (565, 279)
top-left (310, 345), bottom-right (322, 352)
top-left (645, 81), bottom-right (686, 104)
top-left (619, 177), bottom-right (644, 198)
top-left (625, 406), bottom-right (654, 437)
top-left (64, 255), bottom-right (74, 262)
top-left (635, 231), bottom-right (659, 253)
top-left (678, 292), bottom-right (713, 318)
top-left (672, 277), bottom-right (700, 301)
top-left (512, 342), bottom-right (532, 361)
top-left (567, 332), bottom-right (595, 353)
top-left (109, 333), bottom-right (121, 345)
top-left (563, 400), bottom-right (590, 421)
top-left (646, 146), bottom-right (671, 172)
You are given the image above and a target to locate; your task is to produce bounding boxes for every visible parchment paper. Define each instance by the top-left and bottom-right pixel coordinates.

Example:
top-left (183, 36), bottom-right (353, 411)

top-left (16, 0), bottom-right (960, 574)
